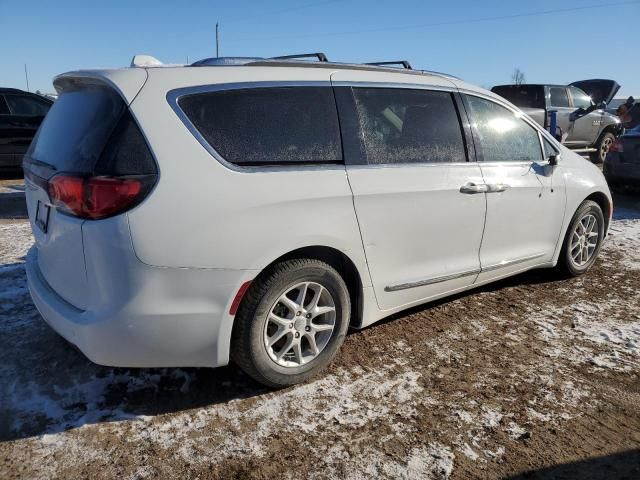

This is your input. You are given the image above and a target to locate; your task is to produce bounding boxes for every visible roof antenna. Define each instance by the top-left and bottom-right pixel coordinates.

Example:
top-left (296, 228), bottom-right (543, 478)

top-left (216, 22), bottom-right (220, 58)
top-left (24, 64), bottom-right (30, 92)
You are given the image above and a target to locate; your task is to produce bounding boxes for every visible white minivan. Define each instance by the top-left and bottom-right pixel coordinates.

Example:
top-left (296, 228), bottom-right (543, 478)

top-left (24, 54), bottom-right (612, 387)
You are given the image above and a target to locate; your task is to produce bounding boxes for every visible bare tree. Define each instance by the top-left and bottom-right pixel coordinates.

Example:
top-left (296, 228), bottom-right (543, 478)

top-left (511, 68), bottom-right (526, 85)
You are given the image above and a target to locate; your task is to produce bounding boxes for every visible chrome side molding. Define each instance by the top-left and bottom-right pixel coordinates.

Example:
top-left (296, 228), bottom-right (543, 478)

top-left (384, 268), bottom-right (480, 292)
top-left (480, 252), bottom-right (546, 272)
top-left (384, 252), bottom-right (547, 292)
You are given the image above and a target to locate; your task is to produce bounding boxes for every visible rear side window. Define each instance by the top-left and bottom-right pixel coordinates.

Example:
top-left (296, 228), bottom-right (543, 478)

top-left (5, 94), bottom-right (50, 116)
top-left (491, 86), bottom-right (545, 109)
top-left (352, 88), bottom-right (466, 164)
top-left (549, 87), bottom-right (570, 108)
top-left (178, 87), bottom-right (342, 166)
top-left (465, 95), bottom-right (542, 162)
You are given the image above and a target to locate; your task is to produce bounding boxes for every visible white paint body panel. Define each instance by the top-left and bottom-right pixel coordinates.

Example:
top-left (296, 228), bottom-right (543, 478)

top-left (25, 63), bottom-right (612, 368)
top-left (346, 163), bottom-right (486, 311)
top-left (24, 178), bottom-right (90, 310)
top-left (475, 161), bottom-right (567, 283)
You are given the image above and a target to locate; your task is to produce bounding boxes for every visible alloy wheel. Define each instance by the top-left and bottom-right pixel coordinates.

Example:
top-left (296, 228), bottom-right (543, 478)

top-left (263, 282), bottom-right (336, 367)
top-left (600, 136), bottom-right (613, 162)
top-left (570, 213), bottom-right (599, 267)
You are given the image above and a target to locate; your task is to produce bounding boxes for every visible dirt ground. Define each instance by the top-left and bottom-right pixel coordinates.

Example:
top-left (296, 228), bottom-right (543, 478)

top-left (1, 176), bottom-right (639, 479)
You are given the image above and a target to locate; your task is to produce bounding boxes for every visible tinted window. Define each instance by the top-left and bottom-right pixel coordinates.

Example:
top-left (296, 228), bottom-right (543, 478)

top-left (0, 96), bottom-right (9, 115)
top-left (352, 88), bottom-right (466, 164)
top-left (179, 87), bottom-right (342, 166)
top-left (569, 87), bottom-right (592, 109)
top-left (491, 86), bottom-right (545, 109)
top-left (27, 86), bottom-right (125, 173)
top-left (94, 110), bottom-right (157, 175)
top-left (466, 95), bottom-right (542, 162)
top-left (549, 87), bottom-right (570, 108)
top-left (5, 94), bottom-right (50, 116)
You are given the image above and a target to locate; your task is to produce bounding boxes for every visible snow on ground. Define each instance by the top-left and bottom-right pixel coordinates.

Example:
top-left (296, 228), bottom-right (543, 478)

top-left (0, 182), bottom-right (24, 196)
top-left (0, 222), bottom-right (32, 266)
top-left (1, 198), bottom-right (639, 479)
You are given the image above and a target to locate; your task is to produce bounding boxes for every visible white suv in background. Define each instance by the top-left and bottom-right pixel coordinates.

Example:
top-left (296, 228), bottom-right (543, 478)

top-left (24, 54), bottom-right (612, 387)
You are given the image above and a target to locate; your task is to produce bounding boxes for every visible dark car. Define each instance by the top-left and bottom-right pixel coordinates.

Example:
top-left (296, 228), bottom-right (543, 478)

top-left (0, 88), bottom-right (53, 171)
top-left (604, 124), bottom-right (640, 190)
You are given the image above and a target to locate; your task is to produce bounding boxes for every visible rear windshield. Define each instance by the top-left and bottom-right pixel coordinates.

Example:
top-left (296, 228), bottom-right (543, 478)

top-left (491, 86), bottom-right (545, 109)
top-left (27, 85), bottom-right (125, 173)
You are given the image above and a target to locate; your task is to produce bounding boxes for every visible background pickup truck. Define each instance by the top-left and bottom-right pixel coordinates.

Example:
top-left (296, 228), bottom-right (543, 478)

top-left (491, 79), bottom-right (622, 163)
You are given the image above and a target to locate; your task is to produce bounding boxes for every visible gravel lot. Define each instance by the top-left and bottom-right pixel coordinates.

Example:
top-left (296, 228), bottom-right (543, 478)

top-left (1, 177), bottom-right (639, 479)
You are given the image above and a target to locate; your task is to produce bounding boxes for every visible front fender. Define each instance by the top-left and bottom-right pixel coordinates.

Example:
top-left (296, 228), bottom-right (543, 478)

top-left (552, 148), bottom-right (612, 263)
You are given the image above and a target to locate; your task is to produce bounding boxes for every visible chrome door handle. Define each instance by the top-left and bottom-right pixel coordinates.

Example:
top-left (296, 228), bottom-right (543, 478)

top-left (460, 183), bottom-right (489, 194)
top-left (486, 183), bottom-right (510, 193)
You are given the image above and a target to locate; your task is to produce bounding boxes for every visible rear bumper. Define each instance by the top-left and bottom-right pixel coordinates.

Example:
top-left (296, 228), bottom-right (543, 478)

top-left (26, 246), bottom-right (255, 368)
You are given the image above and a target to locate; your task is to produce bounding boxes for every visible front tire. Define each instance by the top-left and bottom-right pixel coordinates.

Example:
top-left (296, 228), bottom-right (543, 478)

top-left (590, 132), bottom-right (615, 164)
top-left (231, 258), bottom-right (351, 388)
top-left (558, 200), bottom-right (605, 276)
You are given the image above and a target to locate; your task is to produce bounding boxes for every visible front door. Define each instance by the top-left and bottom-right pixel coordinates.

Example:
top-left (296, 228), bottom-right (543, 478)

top-left (333, 82), bottom-right (487, 311)
top-left (548, 86), bottom-right (579, 145)
top-left (462, 94), bottom-right (566, 284)
top-left (568, 86), bottom-right (601, 144)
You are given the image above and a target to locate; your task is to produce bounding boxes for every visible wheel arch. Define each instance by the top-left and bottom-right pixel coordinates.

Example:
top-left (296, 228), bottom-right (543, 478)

top-left (584, 191), bottom-right (612, 233)
top-left (553, 187), bottom-right (612, 266)
top-left (236, 245), bottom-right (365, 330)
top-left (593, 124), bottom-right (621, 146)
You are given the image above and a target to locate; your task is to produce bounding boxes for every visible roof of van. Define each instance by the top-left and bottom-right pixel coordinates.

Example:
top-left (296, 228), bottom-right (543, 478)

top-left (130, 53), bottom-right (463, 81)
top-left (54, 53), bottom-right (506, 107)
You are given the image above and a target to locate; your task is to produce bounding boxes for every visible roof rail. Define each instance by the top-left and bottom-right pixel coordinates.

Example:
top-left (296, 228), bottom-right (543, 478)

top-left (365, 60), bottom-right (412, 70)
top-left (420, 69), bottom-right (461, 80)
top-left (270, 52), bottom-right (328, 62)
top-left (187, 54), bottom-right (461, 81)
top-left (192, 57), bottom-right (263, 66)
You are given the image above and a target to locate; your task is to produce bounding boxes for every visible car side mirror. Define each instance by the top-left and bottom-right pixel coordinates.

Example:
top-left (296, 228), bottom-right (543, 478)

top-left (569, 108), bottom-right (585, 122)
top-left (548, 154), bottom-right (558, 166)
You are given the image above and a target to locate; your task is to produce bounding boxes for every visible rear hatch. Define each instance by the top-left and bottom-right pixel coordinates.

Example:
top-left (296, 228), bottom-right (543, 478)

top-left (569, 79), bottom-right (620, 106)
top-left (23, 80), bottom-right (157, 309)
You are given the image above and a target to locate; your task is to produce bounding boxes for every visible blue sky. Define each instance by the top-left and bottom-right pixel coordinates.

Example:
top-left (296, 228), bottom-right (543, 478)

top-left (2, 0), bottom-right (639, 97)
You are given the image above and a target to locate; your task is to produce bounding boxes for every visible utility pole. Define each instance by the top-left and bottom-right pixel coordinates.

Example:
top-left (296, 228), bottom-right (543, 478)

top-left (216, 22), bottom-right (220, 58)
top-left (24, 64), bottom-right (30, 92)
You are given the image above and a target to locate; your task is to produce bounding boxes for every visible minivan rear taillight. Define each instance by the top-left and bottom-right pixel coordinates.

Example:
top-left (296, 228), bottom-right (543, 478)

top-left (48, 174), bottom-right (155, 219)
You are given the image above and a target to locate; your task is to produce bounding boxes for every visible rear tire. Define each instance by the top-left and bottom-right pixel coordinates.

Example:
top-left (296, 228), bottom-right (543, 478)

top-left (557, 200), bottom-right (605, 276)
top-left (231, 258), bottom-right (350, 388)
top-left (590, 132), bottom-right (615, 164)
